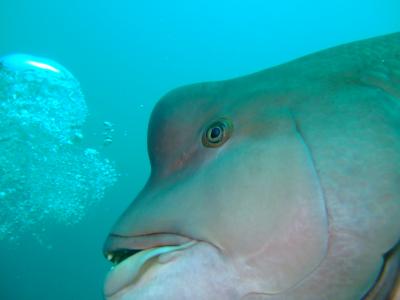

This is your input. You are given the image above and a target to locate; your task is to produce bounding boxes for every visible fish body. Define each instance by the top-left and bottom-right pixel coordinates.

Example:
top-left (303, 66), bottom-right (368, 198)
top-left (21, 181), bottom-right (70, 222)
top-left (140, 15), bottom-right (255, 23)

top-left (104, 33), bottom-right (400, 300)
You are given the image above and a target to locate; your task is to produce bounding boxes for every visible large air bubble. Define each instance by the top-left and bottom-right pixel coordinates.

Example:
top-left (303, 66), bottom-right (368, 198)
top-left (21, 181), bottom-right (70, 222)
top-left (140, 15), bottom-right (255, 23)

top-left (0, 54), bottom-right (117, 241)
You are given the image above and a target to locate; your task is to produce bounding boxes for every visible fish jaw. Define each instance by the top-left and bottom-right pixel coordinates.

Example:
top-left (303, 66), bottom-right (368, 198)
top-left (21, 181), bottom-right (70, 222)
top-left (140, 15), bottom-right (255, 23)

top-left (104, 241), bottom-right (197, 298)
top-left (104, 241), bottom-right (257, 300)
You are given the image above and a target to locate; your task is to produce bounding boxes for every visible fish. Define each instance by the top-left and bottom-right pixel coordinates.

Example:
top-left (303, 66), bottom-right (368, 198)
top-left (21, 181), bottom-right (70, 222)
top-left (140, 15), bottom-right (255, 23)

top-left (103, 32), bottom-right (400, 300)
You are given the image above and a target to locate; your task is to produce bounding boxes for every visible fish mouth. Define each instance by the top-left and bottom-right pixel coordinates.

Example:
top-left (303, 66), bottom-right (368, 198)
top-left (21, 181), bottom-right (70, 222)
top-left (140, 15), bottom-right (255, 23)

top-left (103, 232), bottom-right (194, 264)
top-left (103, 233), bottom-right (197, 298)
top-left (105, 248), bottom-right (142, 265)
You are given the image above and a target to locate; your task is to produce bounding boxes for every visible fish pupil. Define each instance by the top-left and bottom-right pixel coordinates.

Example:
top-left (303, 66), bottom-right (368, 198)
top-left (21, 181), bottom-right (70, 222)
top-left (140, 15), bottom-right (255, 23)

top-left (210, 127), bottom-right (221, 139)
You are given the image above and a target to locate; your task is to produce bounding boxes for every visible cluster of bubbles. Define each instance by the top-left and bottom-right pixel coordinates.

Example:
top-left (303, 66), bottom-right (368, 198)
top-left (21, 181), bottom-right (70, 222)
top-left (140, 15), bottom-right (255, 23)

top-left (0, 54), bottom-right (117, 241)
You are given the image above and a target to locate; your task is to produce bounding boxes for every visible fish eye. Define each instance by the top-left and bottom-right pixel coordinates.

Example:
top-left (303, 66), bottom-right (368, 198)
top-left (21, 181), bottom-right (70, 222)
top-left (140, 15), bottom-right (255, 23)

top-left (202, 118), bottom-right (233, 148)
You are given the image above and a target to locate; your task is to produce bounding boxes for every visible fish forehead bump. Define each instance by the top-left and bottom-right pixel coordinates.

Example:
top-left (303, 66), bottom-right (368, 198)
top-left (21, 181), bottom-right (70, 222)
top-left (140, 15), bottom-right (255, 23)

top-left (151, 81), bottom-right (227, 118)
top-left (146, 77), bottom-right (294, 163)
top-left (145, 79), bottom-right (275, 176)
top-left (146, 81), bottom-right (229, 173)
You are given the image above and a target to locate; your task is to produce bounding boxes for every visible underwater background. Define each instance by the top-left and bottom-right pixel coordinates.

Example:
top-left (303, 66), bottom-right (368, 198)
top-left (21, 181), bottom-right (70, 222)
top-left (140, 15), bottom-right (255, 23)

top-left (0, 0), bottom-right (399, 299)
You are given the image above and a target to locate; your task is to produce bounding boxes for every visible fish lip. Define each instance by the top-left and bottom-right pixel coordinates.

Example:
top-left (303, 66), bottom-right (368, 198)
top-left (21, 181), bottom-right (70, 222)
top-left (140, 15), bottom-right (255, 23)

top-left (103, 234), bottom-right (198, 300)
top-left (103, 232), bottom-right (194, 263)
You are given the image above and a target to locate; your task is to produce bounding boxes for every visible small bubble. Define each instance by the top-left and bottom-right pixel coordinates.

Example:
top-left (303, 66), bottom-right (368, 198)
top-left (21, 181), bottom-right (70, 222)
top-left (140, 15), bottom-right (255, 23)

top-left (103, 138), bottom-right (113, 146)
top-left (84, 148), bottom-right (98, 156)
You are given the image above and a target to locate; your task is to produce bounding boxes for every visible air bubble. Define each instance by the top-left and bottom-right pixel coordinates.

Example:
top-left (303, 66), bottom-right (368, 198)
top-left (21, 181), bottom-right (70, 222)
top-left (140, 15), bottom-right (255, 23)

top-left (103, 121), bottom-right (114, 146)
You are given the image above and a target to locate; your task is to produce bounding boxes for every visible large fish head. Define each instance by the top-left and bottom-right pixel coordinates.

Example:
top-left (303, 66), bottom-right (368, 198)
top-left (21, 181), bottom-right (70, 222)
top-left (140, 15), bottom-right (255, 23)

top-left (103, 78), bottom-right (329, 299)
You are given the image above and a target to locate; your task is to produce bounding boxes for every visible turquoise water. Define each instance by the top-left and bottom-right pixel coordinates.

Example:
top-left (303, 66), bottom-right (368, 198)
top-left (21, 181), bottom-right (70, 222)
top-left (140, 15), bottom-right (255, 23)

top-left (0, 1), bottom-right (399, 299)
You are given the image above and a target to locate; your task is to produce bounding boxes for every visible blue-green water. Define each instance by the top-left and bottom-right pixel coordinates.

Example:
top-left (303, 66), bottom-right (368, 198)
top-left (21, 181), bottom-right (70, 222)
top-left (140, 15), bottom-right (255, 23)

top-left (0, 1), bottom-right (399, 299)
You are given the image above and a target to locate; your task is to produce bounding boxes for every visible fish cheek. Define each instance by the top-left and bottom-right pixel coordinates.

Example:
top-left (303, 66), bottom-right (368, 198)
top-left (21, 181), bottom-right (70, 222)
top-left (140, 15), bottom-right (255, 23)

top-left (199, 130), bottom-right (329, 294)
